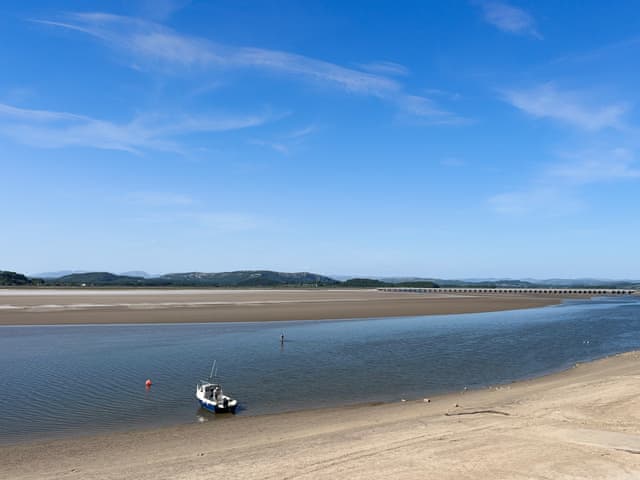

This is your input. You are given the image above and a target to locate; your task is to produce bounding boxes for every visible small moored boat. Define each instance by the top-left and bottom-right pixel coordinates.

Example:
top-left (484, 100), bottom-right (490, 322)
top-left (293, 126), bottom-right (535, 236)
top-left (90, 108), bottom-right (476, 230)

top-left (196, 361), bottom-right (238, 413)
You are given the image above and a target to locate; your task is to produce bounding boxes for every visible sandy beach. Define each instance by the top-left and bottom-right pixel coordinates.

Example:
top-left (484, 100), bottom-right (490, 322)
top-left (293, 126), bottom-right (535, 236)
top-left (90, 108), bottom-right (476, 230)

top-left (0, 288), bottom-right (562, 325)
top-left (3, 350), bottom-right (640, 479)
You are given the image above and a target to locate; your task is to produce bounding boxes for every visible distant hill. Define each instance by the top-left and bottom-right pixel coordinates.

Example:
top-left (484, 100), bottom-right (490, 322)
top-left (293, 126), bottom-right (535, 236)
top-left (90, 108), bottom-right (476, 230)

top-left (159, 270), bottom-right (338, 287)
top-left (342, 276), bottom-right (640, 289)
top-left (342, 278), bottom-right (389, 288)
top-left (32, 270), bottom-right (157, 279)
top-left (532, 278), bottom-right (640, 288)
top-left (38, 270), bottom-right (338, 287)
top-left (342, 278), bottom-right (439, 288)
top-left (376, 277), bottom-right (437, 284)
top-left (433, 279), bottom-right (640, 289)
top-left (396, 281), bottom-right (441, 288)
top-left (52, 272), bottom-right (149, 286)
top-left (4, 268), bottom-right (639, 289)
top-left (0, 271), bottom-right (44, 286)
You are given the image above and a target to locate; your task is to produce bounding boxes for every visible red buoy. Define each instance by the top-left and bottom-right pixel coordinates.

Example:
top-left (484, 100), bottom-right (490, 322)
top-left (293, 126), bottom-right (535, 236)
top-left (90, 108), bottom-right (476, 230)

top-left (145, 379), bottom-right (152, 388)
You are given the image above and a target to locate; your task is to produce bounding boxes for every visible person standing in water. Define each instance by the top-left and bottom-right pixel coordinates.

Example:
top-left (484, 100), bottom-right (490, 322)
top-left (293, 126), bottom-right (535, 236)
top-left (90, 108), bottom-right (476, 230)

top-left (280, 332), bottom-right (285, 344)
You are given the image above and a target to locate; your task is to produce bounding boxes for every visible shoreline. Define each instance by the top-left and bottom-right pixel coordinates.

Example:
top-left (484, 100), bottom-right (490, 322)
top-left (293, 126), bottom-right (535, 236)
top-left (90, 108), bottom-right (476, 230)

top-left (3, 350), bottom-right (640, 478)
top-left (0, 288), bottom-right (564, 325)
top-left (0, 348), bottom-right (625, 447)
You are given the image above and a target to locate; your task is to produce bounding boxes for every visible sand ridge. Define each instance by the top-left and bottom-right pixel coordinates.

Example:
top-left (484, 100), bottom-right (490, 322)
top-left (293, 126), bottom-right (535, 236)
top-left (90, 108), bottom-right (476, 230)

top-left (0, 288), bottom-right (562, 325)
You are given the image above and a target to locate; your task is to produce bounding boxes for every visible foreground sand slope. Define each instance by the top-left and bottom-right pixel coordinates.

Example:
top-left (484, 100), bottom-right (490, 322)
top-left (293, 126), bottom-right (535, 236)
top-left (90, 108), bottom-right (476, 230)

top-left (3, 352), bottom-right (640, 479)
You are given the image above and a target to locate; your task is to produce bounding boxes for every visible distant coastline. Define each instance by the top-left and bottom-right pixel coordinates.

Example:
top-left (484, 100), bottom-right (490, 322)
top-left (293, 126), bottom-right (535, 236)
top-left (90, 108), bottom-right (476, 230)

top-left (3, 269), bottom-right (638, 290)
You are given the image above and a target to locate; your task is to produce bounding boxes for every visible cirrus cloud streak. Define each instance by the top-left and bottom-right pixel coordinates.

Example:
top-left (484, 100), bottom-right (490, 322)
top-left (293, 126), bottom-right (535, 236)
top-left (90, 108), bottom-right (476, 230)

top-left (35, 13), bottom-right (463, 123)
top-left (0, 102), bottom-right (274, 153)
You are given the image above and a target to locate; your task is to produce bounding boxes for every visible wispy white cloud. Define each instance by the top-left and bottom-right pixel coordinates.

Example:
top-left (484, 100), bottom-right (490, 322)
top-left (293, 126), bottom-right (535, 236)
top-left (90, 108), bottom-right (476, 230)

top-left (0, 102), bottom-right (86, 122)
top-left (396, 95), bottom-right (469, 125)
top-left (489, 147), bottom-right (640, 215)
top-left (503, 83), bottom-right (627, 131)
top-left (488, 186), bottom-right (581, 215)
top-left (188, 81), bottom-right (224, 98)
top-left (34, 13), bottom-right (464, 123)
top-left (251, 124), bottom-right (318, 155)
top-left (125, 190), bottom-right (264, 232)
top-left (548, 147), bottom-right (640, 183)
top-left (424, 88), bottom-right (462, 101)
top-left (249, 138), bottom-right (290, 155)
top-left (495, 79), bottom-right (638, 215)
top-left (476, 1), bottom-right (541, 38)
top-left (358, 61), bottom-right (409, 77)
top-left (286, 125), bottom-right (318, 139)
top-left (550, 36), bottom-right (640, 66)
top-left (0, 102), bottom-right (273, 153)
top-left (35, 14), bottom-right (398, 95)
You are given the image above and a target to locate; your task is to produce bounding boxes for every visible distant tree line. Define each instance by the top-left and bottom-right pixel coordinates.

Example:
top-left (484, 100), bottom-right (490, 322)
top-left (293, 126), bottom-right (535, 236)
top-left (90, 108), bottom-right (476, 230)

top-left (341, 278), bottom-right (439, 288)
top-left (0, 271), bottom-right (44, 286)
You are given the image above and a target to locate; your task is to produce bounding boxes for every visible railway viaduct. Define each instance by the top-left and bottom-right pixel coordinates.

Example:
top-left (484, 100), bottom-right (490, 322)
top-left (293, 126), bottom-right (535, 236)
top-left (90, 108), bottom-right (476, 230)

top-left (378, 287), bottom-right (638, 295)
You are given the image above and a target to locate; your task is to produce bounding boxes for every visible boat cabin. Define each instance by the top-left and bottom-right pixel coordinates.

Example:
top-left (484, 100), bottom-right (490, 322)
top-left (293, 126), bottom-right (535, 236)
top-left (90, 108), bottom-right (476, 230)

top-left (198, 382), bottom-right (223, 401)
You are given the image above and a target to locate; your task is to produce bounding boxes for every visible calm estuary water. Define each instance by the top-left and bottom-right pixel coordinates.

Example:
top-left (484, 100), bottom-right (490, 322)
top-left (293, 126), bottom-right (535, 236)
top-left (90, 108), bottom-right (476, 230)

top-left (1, 297), bottom-right (639, 444)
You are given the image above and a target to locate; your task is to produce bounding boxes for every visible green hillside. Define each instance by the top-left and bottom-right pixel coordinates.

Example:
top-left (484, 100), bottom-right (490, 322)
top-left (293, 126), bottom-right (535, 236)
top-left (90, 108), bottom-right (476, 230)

top-left (342, 278), bottom-right (439, 288)
top-left (52, 272), bottom-right (149, 286)
top-left (159, 270), bottom-right (338, 287)
top-left (39, 270), bottom-right (338, 287)
top-left (0, 271), bottom-right (44, 286)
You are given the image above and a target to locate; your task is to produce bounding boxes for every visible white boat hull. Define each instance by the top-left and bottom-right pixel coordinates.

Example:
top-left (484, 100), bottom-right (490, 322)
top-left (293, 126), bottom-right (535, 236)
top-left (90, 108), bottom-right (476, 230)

top-left (198, 397), bottom-right (238, 413)
top-left (196, 382), bottom-right (238, 413)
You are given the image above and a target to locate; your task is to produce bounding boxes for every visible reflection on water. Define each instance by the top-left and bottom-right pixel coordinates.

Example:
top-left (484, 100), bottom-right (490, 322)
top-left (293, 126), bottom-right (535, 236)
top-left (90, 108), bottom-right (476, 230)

top-left (1, 296), bottom-right (639, 443)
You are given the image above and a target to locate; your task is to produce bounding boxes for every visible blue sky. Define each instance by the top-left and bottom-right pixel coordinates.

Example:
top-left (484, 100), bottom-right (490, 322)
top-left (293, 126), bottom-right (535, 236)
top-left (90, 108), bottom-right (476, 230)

top-left (1, 1), bottom-right (639, 278)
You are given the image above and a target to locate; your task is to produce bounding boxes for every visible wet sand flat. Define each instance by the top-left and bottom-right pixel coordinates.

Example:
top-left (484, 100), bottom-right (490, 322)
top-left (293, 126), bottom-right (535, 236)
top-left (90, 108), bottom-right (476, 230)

top-left (0, 288), bottom-right (562, 325)
top-left (3, 351), bottom-right (640, 479)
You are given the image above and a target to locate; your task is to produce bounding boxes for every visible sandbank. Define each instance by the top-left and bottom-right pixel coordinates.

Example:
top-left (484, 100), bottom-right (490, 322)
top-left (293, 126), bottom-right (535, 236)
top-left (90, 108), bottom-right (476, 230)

top-left (0, 288), bottom-right (562, 325)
